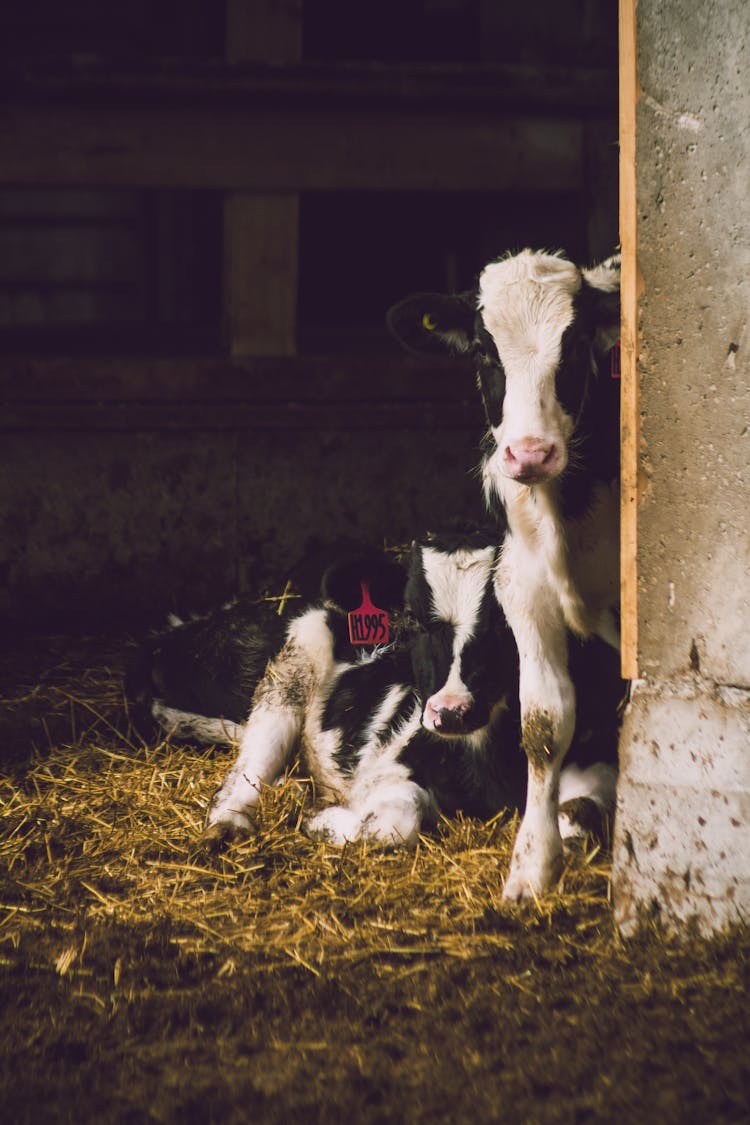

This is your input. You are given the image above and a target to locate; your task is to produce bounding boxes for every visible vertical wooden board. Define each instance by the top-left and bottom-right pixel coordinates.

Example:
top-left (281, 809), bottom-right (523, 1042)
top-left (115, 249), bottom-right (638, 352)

top-left (618, 0), bottom-right (639, 678)
top-left (222, 0), bottom-right (302, 357)
top-left (224, 0), bottom-right (302, 65)
top-left (222, 192), bottom-right (299, 357)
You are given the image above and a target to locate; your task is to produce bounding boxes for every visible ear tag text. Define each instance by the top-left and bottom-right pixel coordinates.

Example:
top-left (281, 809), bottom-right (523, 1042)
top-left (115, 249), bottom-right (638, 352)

top-left (348, 582), bottom-right (389, 645)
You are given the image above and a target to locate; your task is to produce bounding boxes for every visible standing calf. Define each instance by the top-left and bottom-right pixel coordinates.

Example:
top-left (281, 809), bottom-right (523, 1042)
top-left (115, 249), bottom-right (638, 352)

top-left (388, 250), bottom-right (621, 897)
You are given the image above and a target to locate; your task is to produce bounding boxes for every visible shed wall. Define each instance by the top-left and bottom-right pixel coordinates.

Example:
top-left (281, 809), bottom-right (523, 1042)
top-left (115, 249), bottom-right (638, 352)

top-left (613, 0), bottom-right (750, 934)
top-left (635, 0), bottom-right (750, 685)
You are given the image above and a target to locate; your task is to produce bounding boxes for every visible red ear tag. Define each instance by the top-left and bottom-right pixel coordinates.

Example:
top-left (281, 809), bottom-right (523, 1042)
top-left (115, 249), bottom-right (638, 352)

top-left (348, 582), bottom-right (390, 646)
top-left (610, 340), bottom-right (621, 379)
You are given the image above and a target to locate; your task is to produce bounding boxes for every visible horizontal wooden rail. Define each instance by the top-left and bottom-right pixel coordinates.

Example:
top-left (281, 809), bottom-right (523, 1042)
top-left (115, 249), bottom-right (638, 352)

top-left (0, 103), bottom-right (583, 193)
top-left (1, 59), bottom-right (618, 113)
top-left (0, 60), bottom-right (617, 193)
top-left (0, 355), bottom-right (483, 431)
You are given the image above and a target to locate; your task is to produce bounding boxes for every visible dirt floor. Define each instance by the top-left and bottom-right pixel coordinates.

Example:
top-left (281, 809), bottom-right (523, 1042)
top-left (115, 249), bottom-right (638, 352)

top-left (0, 635), bottom-right (748, 1125)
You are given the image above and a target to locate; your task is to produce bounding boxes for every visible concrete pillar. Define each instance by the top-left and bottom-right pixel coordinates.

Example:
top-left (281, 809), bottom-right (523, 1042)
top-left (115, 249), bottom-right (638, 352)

top-left (613, 0), bottom-right (750, 934)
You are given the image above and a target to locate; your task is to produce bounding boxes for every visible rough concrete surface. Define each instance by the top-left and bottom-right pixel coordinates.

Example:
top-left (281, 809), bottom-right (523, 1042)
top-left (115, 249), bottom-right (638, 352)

top-left (0, 425), bottom-right (485, 629)
top-left (614, 1), bottom-right (750, 935)
top-left (614, 676), bottom-right (750, 934)
top-left (635, 0), bottom-right (750, 685)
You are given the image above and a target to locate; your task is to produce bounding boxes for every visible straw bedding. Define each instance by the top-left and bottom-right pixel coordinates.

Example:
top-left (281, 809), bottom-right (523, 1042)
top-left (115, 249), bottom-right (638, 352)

top-left (0, 633), bottom-right (748, 1124)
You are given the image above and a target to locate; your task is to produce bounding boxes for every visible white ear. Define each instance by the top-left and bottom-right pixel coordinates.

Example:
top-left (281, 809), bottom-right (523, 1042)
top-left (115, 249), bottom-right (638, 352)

top-left (582, 253), bottom-right (621, 294)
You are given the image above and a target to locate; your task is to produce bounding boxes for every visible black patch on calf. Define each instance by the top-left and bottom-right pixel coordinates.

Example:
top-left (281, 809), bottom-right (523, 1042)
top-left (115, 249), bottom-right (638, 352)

top-left (472, 315), bottom-right (506, 430)
top-left (566, 637), bottom-right (623, 770)
top-left (128, 600), bottom-right (286, 726)
top-left (556, 343), bottom-right (621, 521)
top-left (475, 356), bottom-right (506, 431)
top-left (547, 284), bottom-right (622, 521)
top-left (459, 583), bottom-right (516, 727)
top-left (556, 314), bottom-right (593, 425)
top-left (402, 721), bottom-right (526, 820)
top-left (377, 682), bottom-right (422, 745)
top-left (321, 648), bottom-right (415, 775)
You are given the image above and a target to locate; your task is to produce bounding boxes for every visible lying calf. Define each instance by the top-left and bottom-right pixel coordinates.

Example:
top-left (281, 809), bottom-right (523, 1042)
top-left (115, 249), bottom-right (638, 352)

top-left (134, 529), bottom-right (620, 856)
top-left (128, 597), bottom-right (288, 745)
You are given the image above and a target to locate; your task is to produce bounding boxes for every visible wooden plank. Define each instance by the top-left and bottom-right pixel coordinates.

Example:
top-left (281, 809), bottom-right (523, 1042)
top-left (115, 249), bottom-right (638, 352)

top-left (225, 0), bottom-right (302, 65)
top-left (2, 60), bottom-right (619, 115)
top-left (221, 0), bottom-right (301, 356)
top-left (619, 0), bottom-right (640, 679)
top-left (0, 354), bottom-right (482, 430)
top-left (0, 398), bottom-right (480, 432)
top-left (0, 355), bottom-right (475, 402)
top-left (0, 103), bottom-right (583, 192)
top-left (222, 192), bottom-right (299, 355)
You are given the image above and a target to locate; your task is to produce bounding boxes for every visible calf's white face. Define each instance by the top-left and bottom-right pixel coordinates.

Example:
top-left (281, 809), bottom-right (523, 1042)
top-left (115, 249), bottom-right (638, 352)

top-left (477, 251), bottom-right (581, 485)
top-left (386, 247), bottom-right (620, 500)
top-left (407, 540), bottom-right (511, 739)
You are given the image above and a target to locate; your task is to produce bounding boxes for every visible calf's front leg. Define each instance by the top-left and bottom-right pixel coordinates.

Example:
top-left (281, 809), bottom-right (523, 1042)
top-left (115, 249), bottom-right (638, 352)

top-left (497, 569), bottom-right (575, 900)
top-left (206, 647), bottom-right (305, 839)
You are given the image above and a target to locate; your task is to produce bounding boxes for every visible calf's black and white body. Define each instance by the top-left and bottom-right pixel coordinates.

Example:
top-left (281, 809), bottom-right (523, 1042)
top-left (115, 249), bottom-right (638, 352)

top-left (136, 531), bottom-right (619, 855)
top-left (388, 250), bottom-right (621, 897)
top-left (206, 533), bottom-right (524, 846)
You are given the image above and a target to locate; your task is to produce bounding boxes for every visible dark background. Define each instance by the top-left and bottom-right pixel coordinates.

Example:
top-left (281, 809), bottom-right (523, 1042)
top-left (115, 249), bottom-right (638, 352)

top-left (0, 0), bottom-right (618, 627)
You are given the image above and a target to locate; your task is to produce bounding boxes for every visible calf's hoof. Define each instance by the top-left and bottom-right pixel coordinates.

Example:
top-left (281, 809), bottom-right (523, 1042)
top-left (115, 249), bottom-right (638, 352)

top-left (502, 832), bottom-right (563, 902)
top-left (202, 808), bottom-right (256, 849)
top-left (304, 806), bottom-right (362, 846)
top-left (558, 796), bottom-right (611, 847)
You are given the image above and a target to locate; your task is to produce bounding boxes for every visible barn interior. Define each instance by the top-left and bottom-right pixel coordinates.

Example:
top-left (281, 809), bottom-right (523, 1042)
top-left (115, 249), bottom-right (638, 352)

top-left (0, 0), bottom-right (619, 630)
top-left (1, 4), bottom-right (749, 1121)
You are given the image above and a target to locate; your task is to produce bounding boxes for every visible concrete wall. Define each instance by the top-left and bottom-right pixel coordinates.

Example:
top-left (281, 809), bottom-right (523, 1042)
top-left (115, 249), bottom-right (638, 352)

top-left (0, 412), bottom-right (486, 631)
top-left (613, 0), bottom-right (750, 934)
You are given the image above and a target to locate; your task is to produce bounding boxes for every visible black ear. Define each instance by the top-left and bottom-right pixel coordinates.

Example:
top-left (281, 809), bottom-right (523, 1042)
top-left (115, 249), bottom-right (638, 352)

top-left (581, 253), bottom-right (621, 353)
top-left (322, 552), bottom-right (408, 613)
top-left (386, 291), bottom-right (477, 356)
top-left (579, 280), bottom-right (621, 356)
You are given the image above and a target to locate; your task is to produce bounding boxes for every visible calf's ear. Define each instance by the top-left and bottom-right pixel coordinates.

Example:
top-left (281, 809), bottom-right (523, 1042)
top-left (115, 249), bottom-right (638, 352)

top-left (322, 553), bottom-right (408, 613)
top-left (581, 253), bottom-right (621, 354)
top-left (580, 281), bottom-right (621, 355)
top-left (386, 292), bottom-right (476, 355)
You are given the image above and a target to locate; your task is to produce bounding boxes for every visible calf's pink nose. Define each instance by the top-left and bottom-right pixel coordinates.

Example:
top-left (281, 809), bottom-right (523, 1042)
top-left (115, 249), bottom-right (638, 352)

top-left (425, 693), bottom-right (471, 728)
top-left (503, 438), bottom-right (559, 479)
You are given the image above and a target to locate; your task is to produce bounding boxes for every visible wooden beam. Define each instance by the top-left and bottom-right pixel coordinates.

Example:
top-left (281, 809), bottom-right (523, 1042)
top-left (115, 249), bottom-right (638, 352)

top-left (0, 355), bottom-right (475, 400)
top-left (0, 354), bottom-right (481, 432)
top-left (221, 0), bottom-right (303, 356)
top-left (619, 0), bottom-right (640, 679)
top-left (2, 60), bottom-right (618, 115)
top-left (0, 399), bottom-right (481, 432)
top-left (0, 103), bottom-right (584, 193)
top-left (222, 192), bottom-right (299, 356)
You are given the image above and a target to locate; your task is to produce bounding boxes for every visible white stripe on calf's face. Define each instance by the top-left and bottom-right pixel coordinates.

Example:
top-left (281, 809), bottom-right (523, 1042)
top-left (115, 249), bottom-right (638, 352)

top-left (478, 251), bottom-right (581, 484)
top-left (420, 545), bottom-right (496, 731)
